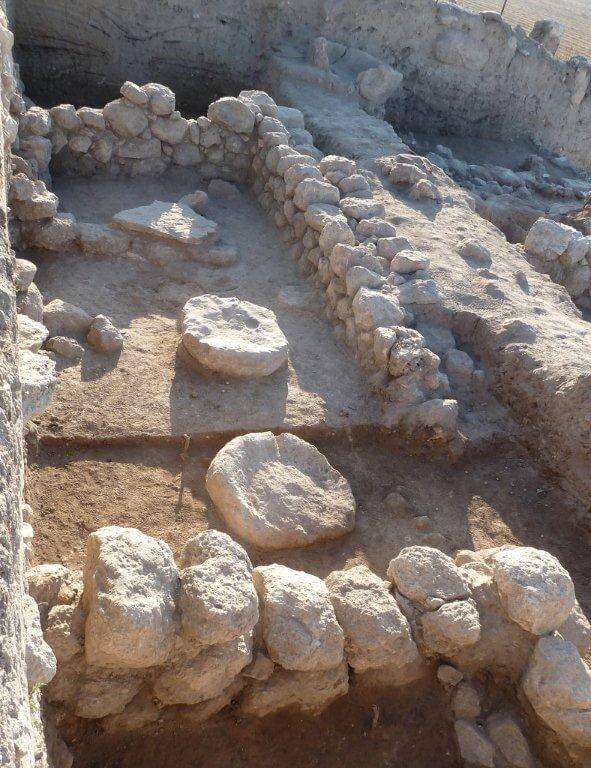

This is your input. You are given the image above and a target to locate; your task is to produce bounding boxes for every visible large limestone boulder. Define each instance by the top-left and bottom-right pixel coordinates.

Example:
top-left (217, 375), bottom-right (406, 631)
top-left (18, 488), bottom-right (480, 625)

top-left (205, 432), bottom-right (355, 549)
top-left (43, 299), bottom-right (93, 337)
top-left (490, 547), bottom-right (575, 635)
top-left (178, 531), bottom-right (258, 645)
top-left (240, 662), bottom-right (349, 717)
top-left (523, 634), bottom-right (591, 749)
top-left (253, 564), bottom-right (344, 671)
top-left (325, 565), bottom-right (418, 671)
top-left (112, 200), bottom-right (217, 247)
top-left (387, 546), bottom-right (471, 609)
top-left (82, 526), bottom-right (179, 668)
top-left (103, 98), bottom-right (148, 137)
top-left (153, 634), bottom-right (252, 706)
top-left (524, 218), bottom-right (577, 262)
top-left (208, 97), bottom-right (255, 134)
top-left (181, 296), bottom-right (289, 378)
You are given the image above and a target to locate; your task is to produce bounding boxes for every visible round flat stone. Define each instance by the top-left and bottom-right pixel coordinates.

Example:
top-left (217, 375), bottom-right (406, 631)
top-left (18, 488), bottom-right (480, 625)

top-left (181, 295), bottom-right (289, 377)
top-left (205, 431), bottom-right (356, 549)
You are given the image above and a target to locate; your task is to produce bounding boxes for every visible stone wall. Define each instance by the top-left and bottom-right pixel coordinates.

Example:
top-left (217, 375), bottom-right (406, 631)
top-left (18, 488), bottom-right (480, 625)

top-left (12, 0), bottom-right (591, 170)
top-left (31, 525), bottom-right (591, 766)
top-left (0, 3), bottom-right (47, 767)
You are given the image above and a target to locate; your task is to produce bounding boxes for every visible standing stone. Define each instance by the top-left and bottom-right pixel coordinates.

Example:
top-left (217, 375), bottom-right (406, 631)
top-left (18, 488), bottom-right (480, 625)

top-left (82, 526), bottom-right (179, 668)
top-left (253, 564), bottom-right (344, 671)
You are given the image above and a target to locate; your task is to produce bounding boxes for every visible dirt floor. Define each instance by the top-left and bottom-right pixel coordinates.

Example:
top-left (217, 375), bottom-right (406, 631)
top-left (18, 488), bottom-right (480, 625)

top-left (26, 435), bottom-right (590, 618)
top-left (67, 677), bottom-right (459, 768)
top-left (29, 171), bottom-right (377, 441)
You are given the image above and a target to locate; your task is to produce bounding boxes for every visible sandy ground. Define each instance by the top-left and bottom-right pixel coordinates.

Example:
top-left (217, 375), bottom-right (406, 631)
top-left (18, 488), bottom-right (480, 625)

top-left (30, 172), bottom-right (377, 441)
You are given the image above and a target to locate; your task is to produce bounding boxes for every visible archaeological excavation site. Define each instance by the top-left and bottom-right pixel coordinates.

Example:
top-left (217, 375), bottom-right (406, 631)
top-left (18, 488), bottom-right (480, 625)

top-left (2, 1), bottom-right (591, 767)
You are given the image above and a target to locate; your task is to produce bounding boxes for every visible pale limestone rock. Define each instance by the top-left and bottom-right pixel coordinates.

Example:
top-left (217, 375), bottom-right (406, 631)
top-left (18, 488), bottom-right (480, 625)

top-left (87, 315), bottom-right (124, 354)
top-left (27, 563), bottom-right (81, 608)
top-left (240, 662), bottom-right (349, 717)
top-left (20, 106), bottom-right (52, 137)
top-left (421, 599), bottom-right (481, 656)
top-left (357, 65), bottom-right (403, 104)
top-left (179, 539), bottom-right (258, 645)
top-left (83, 526), bottom-right (178, 668)
top-left (524, 218), bottom-right (577, 262)
top-left (352, 287), bottom-right (405, 331)
top-left (340, 197), bottom-right (385, 220)
top-left (558, 602), bottom-right (591, 656)
top-left (103, 98), bottom-right (148, 138)
top-left (21, 213), bottom-right (77, 251)
top-left (239, 90), bottom-right (279, 119)
top-left (150, 115), bottom-right (188, 144)
top-left (181, 295), bottom-right (288, 378)
top-left (391, 250), bottom-right (430, 274)
top-left (142, 83), bottom-right (176, 115)
top-left (486, 712), bottom-right (534, 768)
top-left (50, 104), bottom-right (81, 131)
top-left (206, 432), bottom-right (355, 549)
top-left (19, 349), bottom-right (57, 421)
top-left (75, 669), bottom-right (143, 719)
top-left (43, 604), bottom-right (85, 662)
top-left (172, 142), bottom-right (202, 166)
top-left (523, 634), bottom-right (591, 749)
top-left (120, 81), bottom-right (149, 107)
top-left (14, 257), bottom-right (36, 291)
top-left (387, 546), bottom-right (471, 608)
top-left (491, 547), bottom-right (575, 635)
top-left (17, 314), bottom-right (48, 352)
top-left (23, 595), bottom-right (56, 687)
top-left (77, 107), bottom-right (105, 130)
top-left (43, 299), bottom-right (93, 337)
top-left (454, 720), bottom-right (495, 768)
top-left (452, 681), bottom-right (481, 719)
top-left (77, 222), bottom-right (130, 257)
top-left (45, 336), bottom-right (84, 360)
top-left (116, 137), bottom-right (161, 160)
top-left (178, 190), bottom-right (208, 214)
top-left (294, 178), bottom-right (340, 211)
top-left (208, 97), bottom-right (255, 134)
top-left (253, 564), bottom-right (344, 671)
top-left (112, 201), bottom-right (217, 246)
top-left (153, 634), bottom-right (252, 706)
top-left (325, 565), bottom-right (419, 672)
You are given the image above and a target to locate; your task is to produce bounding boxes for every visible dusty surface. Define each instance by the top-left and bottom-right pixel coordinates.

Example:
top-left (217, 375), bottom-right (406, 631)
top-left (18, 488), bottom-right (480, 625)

top-left (26, 435), bottom-right (590, 618)
top-left (30, 172), bottom-right (377, 440)
top-left (68, 677), bottom-right (459, 768)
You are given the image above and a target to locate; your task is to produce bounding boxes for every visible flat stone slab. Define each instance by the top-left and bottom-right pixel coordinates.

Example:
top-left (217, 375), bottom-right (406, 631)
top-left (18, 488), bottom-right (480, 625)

top-left (111, 200), bottom-right (218, 246)
top-left (182, 295), bottom-right (289, 378)
top-left (205, 431), bottom-right (356, 549)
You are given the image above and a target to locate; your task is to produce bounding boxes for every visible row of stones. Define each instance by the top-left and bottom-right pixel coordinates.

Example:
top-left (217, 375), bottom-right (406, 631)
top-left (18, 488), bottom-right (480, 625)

top-left (25, 523), bottom-right (591, 760)
top-left (11, 82), bottom-right (256, 181)
top-left (243, 90), bottom-right (461, 436)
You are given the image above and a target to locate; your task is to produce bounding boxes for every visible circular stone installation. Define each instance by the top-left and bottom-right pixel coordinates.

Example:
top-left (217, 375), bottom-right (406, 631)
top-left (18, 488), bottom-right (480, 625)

top-left (181, 295), bottom-right (289, 377)
top-left (205, 431), bottom-right (356, 549)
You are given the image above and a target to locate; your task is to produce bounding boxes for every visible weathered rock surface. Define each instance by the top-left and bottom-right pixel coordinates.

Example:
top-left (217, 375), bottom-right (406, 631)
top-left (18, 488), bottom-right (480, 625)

top-left (86, 315), bottom-right (124, 354)
top-left (454, 719), bottom-right (495, 768)
top-left (240, 662), bottom-right (349, 717)
top-left (19, 349), bottom-right (57, 421)
top-left (83, 526), bottom-right (178, 668)
top-left (23, 595), bottom-right (57, 687)
top-left (325, 565), bottom-right (418, 671)
top-left (491, 547), bottom-right (575, 635)
top-left (43, 299), bottom-right (93, 337)
top-left (253, 564), bottom-right (344, 671)
top-left (387, 546), bottom-right (470, 608)
top-left (153, 634), bottom-right (252, 706)
top-left (181, 296), bottom-right (289, 378)
top-left (421, 599), bottom-right (481, 656)
top-left (112, 201), bottom-right (217, 246)
top-left (486, 712), bottom-right (534, 768)
top-left (523, 633), bottom-right (591, 749)
top-left (179, 533), bottom-right (258, 645)
top-left (17, 314), bottom-right (48, 352)
top-left (205, 431), bottom-right (355, 549)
